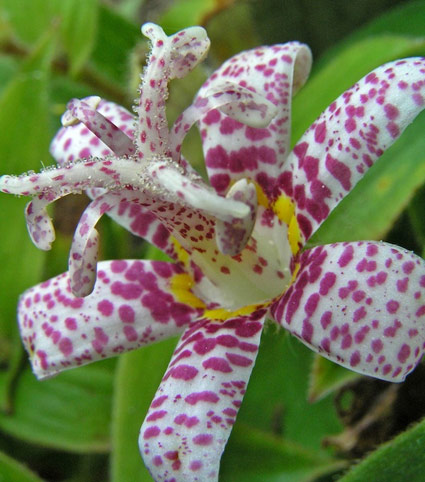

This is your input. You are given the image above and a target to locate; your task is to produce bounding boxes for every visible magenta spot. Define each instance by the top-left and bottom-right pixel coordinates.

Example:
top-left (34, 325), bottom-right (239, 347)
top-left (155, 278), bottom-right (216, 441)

top-left (305, 293), bottom-right (320, 317)
top-left (193, 434), bottom-right (213, 446)
top-left (341, 334), bottom-right (352, 349)
top-left (217, 334), bottom-right (238, 347)
top-left (153, 456), bottom-right (163, 467)
top-left (123, 325), bottom-right (137, 342)
top-left (353, 306), bottom-right (367, 322)
top-left (372, 339), bottom-right (383, 353)
top-left (350, 350), bottom-right (361, 367)
top-left (111, 281), bottom-right (143, 300)
top-left (402, 261), bottom-right (415, 274)
top-left (366, 244), bottom-right (378, 256)
top-left (320, 311), bottom-right (332, 330)
top-left (143, 426), bottom-right (160, 439)
top-left (185, 391), bottom-right (220, 405)
top-left (302, 319), bottom-right (314, 343)
top-left (352, 290), bottom-right (366, 303)
top-left (59, 337), bottom-right (73, 356)
top-left (146, 410), bottom-right (167, 422)
top-left (151, 395), bottom-right (168, 408)
top-left (203, 357), bottom-right (232, 373)
top-left (164, 450), bottom-right (179, 461)
top-left (235, 321), bottom-right (262, 338)
top-left (193, 338), bottom-right (217, 355)
top-left (97, 299), bottom-right (114, 316)
top-left (416, 305), bottom-right (425, 317)
top-left (354, 325), bottom-right (370, 343)
top-left (116, 304), bottom-right (134, 324)
top-left (189, 460), bottom-right (203, 471)
top-left (338, 245), bottom-right (354, 267)
top-left (398, 344), bottom-right (411, 364)
top-left (245, 126), bottom-right (271, 141)
top-left (65, 317), bottom-right (77, 330)
top-left (384, 103), bottom-right (399, 120)
top-left (185, 416), bottom-right (199, 428)
top-left (203, 109), bottom-right (221, 125)
top-left (386, 300), bottom-right (400, 314)
top-left (345, 117), bottom-right (357, 133)
top-left (325, 154), bottom-right (351, 190)
top-left (396, 277), bottom-right (409, 293)
top-left (386, 121), bottom-right (400, 138)
top-left (171, 364), bottom-right (199, 380)
top-left (314, 121), bottom-right (327, 143)
top-left (226, 352), bottom-right (252, 367)
top-left (319, 272), bottom-right (336, 296)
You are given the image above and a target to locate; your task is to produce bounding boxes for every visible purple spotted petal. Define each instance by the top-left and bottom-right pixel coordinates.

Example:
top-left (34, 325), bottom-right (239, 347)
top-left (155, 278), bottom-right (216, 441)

top-left (140, 310), bottom-right (266, 481)
top-left (271, 241), bottom-right (425, 382)
top-left (19, 260), bottom-right (203, 379)
top-left (197, 42), bottom-right (312, 196)
top-left (170, 83), bottom-right (278, 162)
top-left (282, 57), bottom-right (425, 241)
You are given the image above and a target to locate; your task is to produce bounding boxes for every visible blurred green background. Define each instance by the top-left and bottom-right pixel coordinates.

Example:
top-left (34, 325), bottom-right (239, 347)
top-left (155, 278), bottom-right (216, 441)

top-left (1, 0), bottom-right (425, 480)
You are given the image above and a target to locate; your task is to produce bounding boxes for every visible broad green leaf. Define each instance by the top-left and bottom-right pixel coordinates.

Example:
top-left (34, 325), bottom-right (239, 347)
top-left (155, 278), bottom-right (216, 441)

top-left (318, 0), bottom-right (425, 69)
top-left (57, 0), bottom-right (98, 76)
top-left (237, 324), bottom-right (341, 450)
top-left (0, 449), bottom-right (43, 482)
top-left (0, 360), bottom-right (115, 452)
top-left (308, 110), bottom-right (425, 246)
top-left (160, 0), bottom-right (217, 33)
top-left (340, 416), bottom-right (425, 482)
top-left (90, 5), bottom-right (140, 90)
top-left (221, 423), bottom-right (345, 482)
top-left (1, 0), bottom-right (55, 45)
top-left (205, 1), bottom-right (261, 63)
top-left (110, 339), bottom-right (177, 482)
top-left (308, 356), bottom-right (360, 403)
top-left (0, 32), bottom-right (54, 409)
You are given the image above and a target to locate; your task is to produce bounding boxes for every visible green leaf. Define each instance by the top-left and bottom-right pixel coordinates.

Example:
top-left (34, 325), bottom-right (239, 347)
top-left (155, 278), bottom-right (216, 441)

top-left (0, 31), bottom-right (54, 409)
top-left (90, 5), bottom-right (140, 90)
top-left (160, 0), bottom-right (216, 33)
top-left (110, 339), bottom-right (177, 482)
top-left (0, 360), bottom-right (115, 452)
top-left (1, 0), bottom-right (55, 45)
top-left (0, 449), bottom-right (43, 482)
top-left (221, 423), bottom-right (345, 482)
top-left (340, 416), bottom-right (425, 482)
top-left (57, 0), bottom-right (99, 76)
top-left (308, 356), bottom-right (360, 403)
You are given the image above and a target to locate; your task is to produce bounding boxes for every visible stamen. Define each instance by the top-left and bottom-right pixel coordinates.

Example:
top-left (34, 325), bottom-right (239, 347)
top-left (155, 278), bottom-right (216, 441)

top-left (62, 97), bottom-right (135, 157)
top-left (136, 24), bottom-right (210, 158)
top-left (69, 192), bottom-right (125, 296)
top-left (215, 179), bottom-right (258, 255)
top-left (25, 194), bottom-right (57, 250)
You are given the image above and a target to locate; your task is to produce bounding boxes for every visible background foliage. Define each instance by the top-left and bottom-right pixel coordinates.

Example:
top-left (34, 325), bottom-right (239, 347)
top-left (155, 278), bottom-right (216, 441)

top-left (1, 0), bottom-right (425, 480)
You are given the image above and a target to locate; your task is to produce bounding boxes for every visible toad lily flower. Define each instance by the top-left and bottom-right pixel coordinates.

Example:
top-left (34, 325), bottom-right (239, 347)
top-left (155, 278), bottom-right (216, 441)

top-left (2, 22), bottom-right (425, 481)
